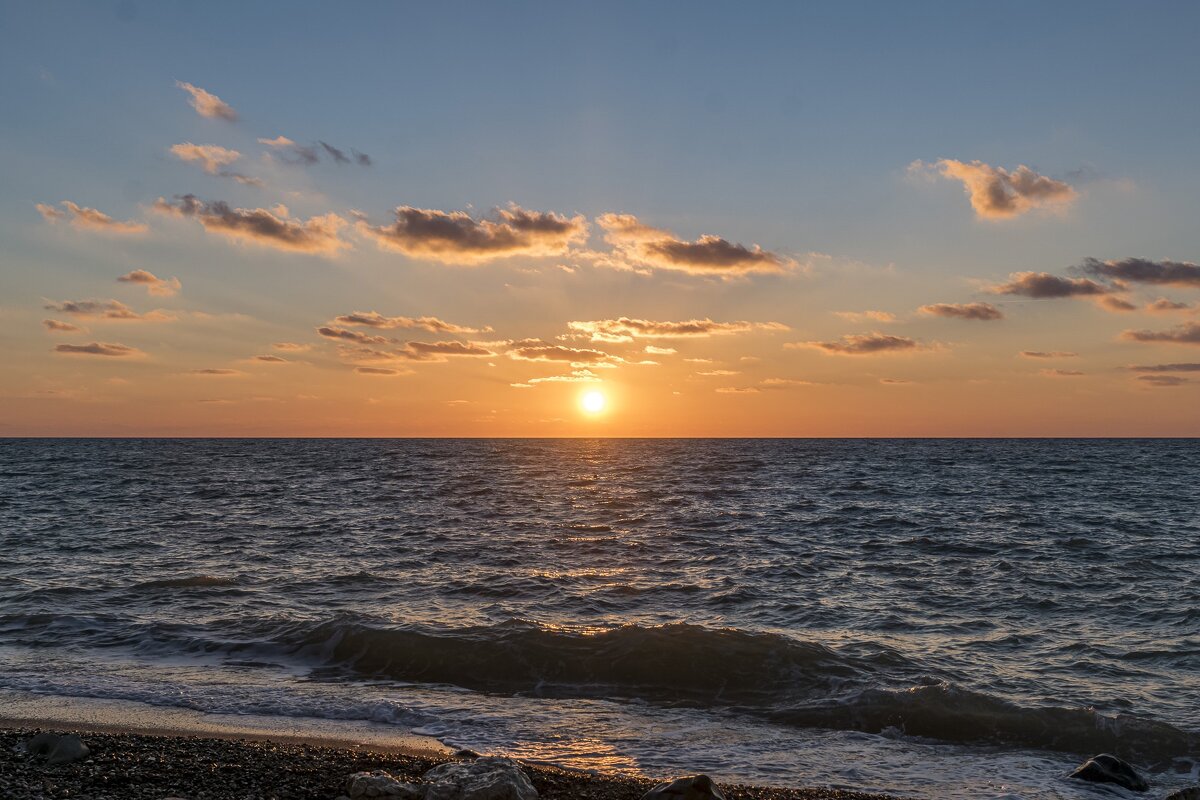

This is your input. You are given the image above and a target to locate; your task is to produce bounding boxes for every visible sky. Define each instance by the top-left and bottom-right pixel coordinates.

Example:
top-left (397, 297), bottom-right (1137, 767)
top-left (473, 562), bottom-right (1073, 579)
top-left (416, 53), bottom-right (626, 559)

top-left (3, 0), bottom-right (1200, 436)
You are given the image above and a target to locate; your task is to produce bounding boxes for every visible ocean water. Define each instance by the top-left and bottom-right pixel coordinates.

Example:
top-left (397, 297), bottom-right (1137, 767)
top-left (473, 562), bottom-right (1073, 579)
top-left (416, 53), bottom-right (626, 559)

top-left (1, 439), bottom-right (1197, 798)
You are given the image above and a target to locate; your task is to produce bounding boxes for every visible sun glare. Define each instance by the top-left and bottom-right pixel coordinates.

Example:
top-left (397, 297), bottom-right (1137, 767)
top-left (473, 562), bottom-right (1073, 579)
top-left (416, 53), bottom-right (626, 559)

top-left (580, 390), bottom-right (607, 415)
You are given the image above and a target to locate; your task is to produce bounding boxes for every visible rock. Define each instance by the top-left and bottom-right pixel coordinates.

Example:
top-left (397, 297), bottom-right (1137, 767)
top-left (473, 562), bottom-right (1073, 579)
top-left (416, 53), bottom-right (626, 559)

top-left (1069, 754), bottom-right (1149, 792)
top-left (21, 733), bottom-right (91, 765)
top-left (423, 757), bottom-right (538, 800)
top-left (641, 775), bottom-right (727, 800)
top-left (1166, 789), bottom-right (1200, 800)
top-left (344, 769), bottom-right (425, 799)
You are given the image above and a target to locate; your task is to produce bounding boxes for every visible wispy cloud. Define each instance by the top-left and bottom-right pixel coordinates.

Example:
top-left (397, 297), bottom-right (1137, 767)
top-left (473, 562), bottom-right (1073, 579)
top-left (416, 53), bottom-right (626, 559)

top-left (176, 81), bottom-right (237, 121)
top-left (568, 318), bottom-right (788, 343)
top-left (1137, 375), bottom-right (1189, 387)
top-left (918, 302), bottom-right (1004, 321)
top-left (507, 339), bottom-right (621, 367)
top-left (914, 159), bottom-right (1075, 219)
top-left (357, 205), bottom-right (587, 264)
top-left (356, 366), bottom-right (403, 376)
top-left (189, 368), bottom-right (242, 376)
top-left (54, 342), bottom-right (142, 357)
top-left (1121, 321), bottom-right (1200, 345)
top-left (253, 354), bottom-right (289, 363)
top-left (258, 135), bottom-right (319, 165)
top-left (792, 332), bottom-right (926, 355)
top-left (332, 311), bottom-right (489, 334)
top-left (42, 319), bottom-right (82, 333)
top-left (834, 310), bottom-right (896, 323)
top-left (1019, 350), bottom-right (1078, 359)
top-left (272, 342), bottom-right (311, 352)
top-left (44, 299), bottom-right (171, 322)
top-left (118, 269), bottom-right (181, 297)
top-left (1128, 362), bottom-right (1200, 373)
top-left (1040, 368), bottom-right (1085, 377)
top-left (36, 201), bottom-right (147, 235)
top-left (169, 142), bottom-right (240, 174)
top-left (1146, 298), bottom-right (1192, 313)
top-left (596, 213), bottom-right (792, 275)
top-left (1096, 295), bottom-right (1137, 313)
top-left (154, 195), bottom-right (348, 255)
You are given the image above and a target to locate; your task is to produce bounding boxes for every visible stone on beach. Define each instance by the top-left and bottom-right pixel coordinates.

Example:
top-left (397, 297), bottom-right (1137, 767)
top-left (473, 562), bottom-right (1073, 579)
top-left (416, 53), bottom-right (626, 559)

top-left (422, 757), bottom-right (538, 800)
top-left (641, 774), bottom-right (727, 800)
top-left (345, 769), bottom-right (426, 798)
top-left (20, 733), bottom-right (90, 765)
top-left (1069, 754), bottom-right (1149, 792)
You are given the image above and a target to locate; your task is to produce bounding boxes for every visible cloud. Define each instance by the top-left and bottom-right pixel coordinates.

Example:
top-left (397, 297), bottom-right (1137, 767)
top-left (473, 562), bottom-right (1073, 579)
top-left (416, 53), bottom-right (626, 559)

top-left (879, 378), bottom-right (911, 385)
top-left (697, 369), bottom-right (739, 377)
top-left (317, 326), bottom-right (392, 345)
top-left (258, 135), bottom-right (319, 165)
top-left (189, 368), bottom-right (241, 376)
top-left (1121, 322), bottom-right (1200, 345)
top-left (356, 366), bottom-right (402, 376)
top-left (54, 342), bottom-right (141, 357)
top-left (1096, 295), bottom-right (1137, 313)
top-left (1040, 368), bottom-right (1085, 377)
top-left (716, 386), bottom-right (759, 394)
top-left (1020, 350), bottom-right (1078, 359)
top-left (43, 299), bottom-right (171, 322)
top-left (507, 339), bottom-right (621, 367)
top-left (596, 213), bottom-right (792, 275)
top-left (118, 269), bottom-right (181, 297)
top-left (353, 150), bottom-right (372, 167)
top-left (568, 317), bottom-right (788, 342)
top-left (1137, 375), bottom-right (1189, 387)
top-left (253, 355), bottom-right (288, 363)
top-left (989, 272), bottom-right (1111, 298)
top-left (272, 342), bottom-right (311, 352)
top-left (522, 368), bottom-right (602, 385)
top-left (332, 311), bottom-right (488, 333)
top-left (1146, 298), bottom-right (1192, 313)
top-left (1080, 257), bottom-right (1200, 287)
top-left (834, 310), bottom-right (896, 323)
top-left (357, 205), bottom-right (587, 264)
top-left (401, 341), bottom-right (494, 361)
top-left (760, 378), bottom-right (812, 388)
top-left (42, 319), bottom-right (82, 332)
top-left (792, 332), bottom-right (925, 355)
top-left (918, 302), bottom-right (1004, 321)
top-left (644, 345), bottom-right (676, 355)
top-left (320, 142), bottom-right (351, 164)
top-left (36, 201), bottom-right (147, 235)
top-left (154, 195), bottom-right (348, 255)
top-left (916, 159), bottom-right (1075, 219)
top-left (1128, 362), bottom-right (1200, 373)
top-left (169, 142), bottom-right (240, 175)
top-left (176, 81), bottom-right (237, 121)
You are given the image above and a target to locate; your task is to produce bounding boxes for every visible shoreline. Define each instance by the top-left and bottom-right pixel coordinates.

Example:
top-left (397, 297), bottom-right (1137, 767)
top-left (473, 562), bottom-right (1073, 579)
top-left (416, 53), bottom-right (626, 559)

top-left (0, 724), bottom-right (901, 800)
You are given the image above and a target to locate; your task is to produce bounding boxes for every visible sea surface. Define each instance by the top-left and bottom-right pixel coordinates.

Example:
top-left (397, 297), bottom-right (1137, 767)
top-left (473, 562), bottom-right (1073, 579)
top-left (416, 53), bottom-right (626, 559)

top-left (1, 439), bottom-right (1197, 798)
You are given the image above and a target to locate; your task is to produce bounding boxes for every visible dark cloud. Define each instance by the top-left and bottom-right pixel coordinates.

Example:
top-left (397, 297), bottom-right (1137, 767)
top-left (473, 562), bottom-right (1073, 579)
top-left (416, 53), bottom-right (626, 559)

top-left (597, 213), bottom-right (793, 275)
top-left (401, 341), bottom-right (494, 361)
top-left (42, 319), bottom-right (82, 332)
top-left (568, 317), bottom-right (788, 342)
top-left (918, 159), bottom-right (1076, 219)
top-left (507, 339), bottom-right (621, 366)
top-left (794, 332), bottom-right (925, 355)
top-left (1128, 362), bottom-right (1200, 373)
top-left (189, 368), bottom-right (241, 376)
top-left (1040, 368), bottom-right (1085, 377)
top-left (356, 366), bottom-right (400, 375)
top-left (317, 326), bottom-right (392, 345)
top-left (254, 355), bottom-right (288, 363)
top-left (1137, 375), bottom-right (1189, 387)
top-left (353, 150), bottom-right (372, 167)
top-left (989, 272), bottom-right (1111, 298)
top-left (1020, 350), bottom-right (1078, 359)
top-left (1097, 296), bottom-right (1137, 313)
top-left (1121, 322), bottom-right (1200, 345)
top-left (357, 205), bottom-right (587, 264)
top-left (333, 311), bottom-right (488, 334)
top-left (319, 142), bottom-right (351, 164)
top-left (1080, 257), bottom-right (1200, 287)
top-left (1146, 298), bottom-right (1192, 313)
top-left (918, 302), bottom-right (1004, 321)
top-left (154, 195), bottom-right (348, 255)
top-left (54, 342), bottom-right (141, 357)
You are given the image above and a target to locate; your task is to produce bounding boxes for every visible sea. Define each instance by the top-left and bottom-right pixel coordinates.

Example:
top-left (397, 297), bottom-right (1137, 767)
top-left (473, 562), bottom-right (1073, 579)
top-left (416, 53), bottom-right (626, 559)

top-left (1, 439), bottom-right (1197, 798)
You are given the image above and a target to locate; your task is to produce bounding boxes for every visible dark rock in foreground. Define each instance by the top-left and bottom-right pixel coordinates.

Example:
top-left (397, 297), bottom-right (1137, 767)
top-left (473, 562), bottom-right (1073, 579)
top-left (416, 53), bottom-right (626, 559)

top-left (1069, 753), bottom-right (1149, 792)
top-left (643, 774), bottom-right (727, 800)
top-left (20, 732), bottom-right (91, 765)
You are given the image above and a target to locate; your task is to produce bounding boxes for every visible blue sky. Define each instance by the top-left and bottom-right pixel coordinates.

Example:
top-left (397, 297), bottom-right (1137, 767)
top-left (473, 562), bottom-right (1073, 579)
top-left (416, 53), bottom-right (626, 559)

top-left (3, 1), bottom-right (1200, 435)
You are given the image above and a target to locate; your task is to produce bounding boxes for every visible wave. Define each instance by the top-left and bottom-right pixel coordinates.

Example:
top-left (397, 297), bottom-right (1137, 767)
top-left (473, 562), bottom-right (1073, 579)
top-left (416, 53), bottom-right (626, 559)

top-left (133, 575), bottom-right (239, 589)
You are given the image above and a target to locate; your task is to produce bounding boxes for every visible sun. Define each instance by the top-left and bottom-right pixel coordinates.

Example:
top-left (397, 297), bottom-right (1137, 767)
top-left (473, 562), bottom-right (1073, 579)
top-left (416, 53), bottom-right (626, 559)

top-left (579, 389), bottom-right (607, 415)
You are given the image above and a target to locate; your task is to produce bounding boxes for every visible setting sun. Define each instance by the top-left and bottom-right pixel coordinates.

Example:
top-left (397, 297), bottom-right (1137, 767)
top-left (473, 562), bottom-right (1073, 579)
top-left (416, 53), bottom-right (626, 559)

top-left (579, 390), bottom-right (607, 415)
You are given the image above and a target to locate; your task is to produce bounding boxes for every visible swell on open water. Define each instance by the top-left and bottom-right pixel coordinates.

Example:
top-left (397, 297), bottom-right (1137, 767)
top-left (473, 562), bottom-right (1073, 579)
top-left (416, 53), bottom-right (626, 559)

top-left (1, 439), bottom-right (1197, 798)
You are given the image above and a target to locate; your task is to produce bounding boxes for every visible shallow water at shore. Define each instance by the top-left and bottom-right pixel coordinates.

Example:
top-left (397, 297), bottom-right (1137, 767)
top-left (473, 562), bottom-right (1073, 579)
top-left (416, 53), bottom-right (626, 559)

top-left (1, 439), bottom-right (1198, 797)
